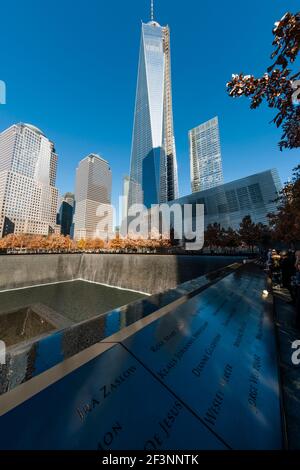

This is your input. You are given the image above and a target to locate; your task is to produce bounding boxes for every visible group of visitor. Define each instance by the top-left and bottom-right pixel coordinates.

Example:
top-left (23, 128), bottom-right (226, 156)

top-left (265, 249), bottom-right (300, 327)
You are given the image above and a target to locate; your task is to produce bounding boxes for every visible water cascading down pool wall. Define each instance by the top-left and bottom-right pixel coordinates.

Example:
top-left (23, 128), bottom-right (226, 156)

top-left (0, 254), bottom-right (285, 449)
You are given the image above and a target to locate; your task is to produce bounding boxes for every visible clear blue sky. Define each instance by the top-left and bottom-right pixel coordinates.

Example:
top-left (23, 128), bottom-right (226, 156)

top-left (0, 0), bottom-right (299, 208)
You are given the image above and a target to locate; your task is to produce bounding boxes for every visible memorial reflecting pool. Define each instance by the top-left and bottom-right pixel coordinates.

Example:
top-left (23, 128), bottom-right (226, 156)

top-left (0, 265), bottom-right (284, 450)
top-left (0, 258), bottom-right (286, 450)
top-left (0, 281), bottom-right (146, 346)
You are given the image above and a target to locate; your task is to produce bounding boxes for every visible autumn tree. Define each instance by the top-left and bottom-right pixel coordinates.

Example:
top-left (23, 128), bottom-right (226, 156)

top-left (64, 235), bottom-right (76, 252)
top-left (158, 237), bottom-right (172, 250)
top-left (26, 235), bottom-right (45, 252)
top-left (0, 232), bottom-right (173, 254)
top-left (223, 227), bottom-right (240, 252)
top-left (0, 236), bottom-right (9, 251)
top-left (92, 238), bottom-right (105, 251)
top-left (109, 234), bottom-right (127, 251)
top-left (227, 12), bottom-right (300, 149)
top-left (1, 234), bottom-right (24, 250)
top-left (76, 238), bottom-right (87, 251)
top-left (255, 223), bottom-right (273, 250)
top-left (204, 223), bottom-right (224, 250)
top-left (238, 216), bottom-right (260, 252)
top-left (268, 164), bottom-right (300, 245)
top-left (84, 238), bottom-right (96, 251)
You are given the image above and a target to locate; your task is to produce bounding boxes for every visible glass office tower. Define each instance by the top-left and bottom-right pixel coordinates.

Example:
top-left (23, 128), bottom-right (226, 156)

top-left (58, 192), bottom-right (74, 236)
top-left (189, 117), bottom-right (224, 193)
top-left (129, 19), bottom-right (178, 209)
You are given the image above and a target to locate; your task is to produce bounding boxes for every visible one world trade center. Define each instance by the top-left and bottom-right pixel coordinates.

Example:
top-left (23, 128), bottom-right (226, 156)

top-left (128, 2), bottom-right (178, 209)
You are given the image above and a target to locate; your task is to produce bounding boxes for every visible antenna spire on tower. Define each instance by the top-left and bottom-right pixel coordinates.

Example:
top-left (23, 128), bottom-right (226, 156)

top-left (151, 0), bottom-right (154, 21)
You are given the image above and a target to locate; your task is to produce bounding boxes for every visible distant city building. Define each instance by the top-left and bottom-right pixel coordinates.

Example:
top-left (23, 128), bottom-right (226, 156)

top-left (2, 217), bottom-right (15, 237)
top-left (129, 11), bottom-right (178, 208)
top-left (63, 192), bottom-right (75, 207)
top-left (171, 169), bottom-right (281, 231)
top-left (189, 116), bottom-right (224, 193)
top-left (57, 192), bottom-right (74, 236)
top-left (121, 175), bottom-right (144, 235)
top-left (0, 123), bottom-right (59, 237)
top-left (122, 175), bottom-right (130, 222)
top-left (73, 154), bottom-right (112, 240)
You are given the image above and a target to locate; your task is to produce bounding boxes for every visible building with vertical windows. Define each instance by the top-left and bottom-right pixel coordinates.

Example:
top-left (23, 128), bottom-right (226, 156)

top-left (122, 176), bottom-right (130, 222)
top-left (0, 123), bottom-right (59, 237)
top-left (189, 116), bottom-right (224, 193)
top-left (170, 169), bottom-right (281, 230)
top-left (128, 9), bottom-right (178, 209)
top-left (57, 192), bottom-right (74, 236)
top-left (73, 154), bottom-right (112, 240)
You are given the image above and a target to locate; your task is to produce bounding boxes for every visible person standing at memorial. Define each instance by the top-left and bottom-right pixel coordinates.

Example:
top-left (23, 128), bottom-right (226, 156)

top-left (271, 249), bottom-right (281, 287)
top-left (280, 251), bottom-right (295, 293)
top-left (266, 249), bottom-right (272, 268)
top-left (295, 260), bottom-right (300, 328)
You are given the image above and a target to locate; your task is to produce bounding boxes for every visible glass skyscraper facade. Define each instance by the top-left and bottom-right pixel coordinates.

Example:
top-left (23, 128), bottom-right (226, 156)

top-left (129, 19), bottom-right (178, 209)
top-left (57, 192), bottom-right (74, 236)
top-left (189, 116), bottom-right (224, 193)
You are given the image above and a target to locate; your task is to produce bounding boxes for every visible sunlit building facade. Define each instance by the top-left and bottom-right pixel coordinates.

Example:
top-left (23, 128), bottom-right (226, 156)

top-left (189, 116), bottom-right (224, 193)
top-left (73, 154), bottom-right (112, 240)
top-left (129, 18), bottom-right (178, 209)
top-left (0, 123), bottom-right (59, 237)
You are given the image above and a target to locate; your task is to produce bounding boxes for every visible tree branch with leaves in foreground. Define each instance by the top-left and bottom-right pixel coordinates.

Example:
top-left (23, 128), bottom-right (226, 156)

top-left (226, 12), bottom-right (300, 150)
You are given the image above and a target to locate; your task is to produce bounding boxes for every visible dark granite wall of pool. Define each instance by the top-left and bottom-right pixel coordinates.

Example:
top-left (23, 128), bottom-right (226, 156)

top-left (0, 254), bottom-right (82, 291)
top-left (0, 254), bottom-right (243, 294)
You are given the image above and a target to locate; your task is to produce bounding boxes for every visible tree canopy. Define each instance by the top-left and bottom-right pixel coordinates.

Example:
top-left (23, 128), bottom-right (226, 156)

top-left (268, 164), bottom-right (300, 245)
top-left (227, 12), bottom-right (300, 149)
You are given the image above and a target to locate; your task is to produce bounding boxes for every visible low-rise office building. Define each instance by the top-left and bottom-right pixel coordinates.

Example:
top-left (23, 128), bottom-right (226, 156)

top-left (171, 169), bottom-right (281, 230)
